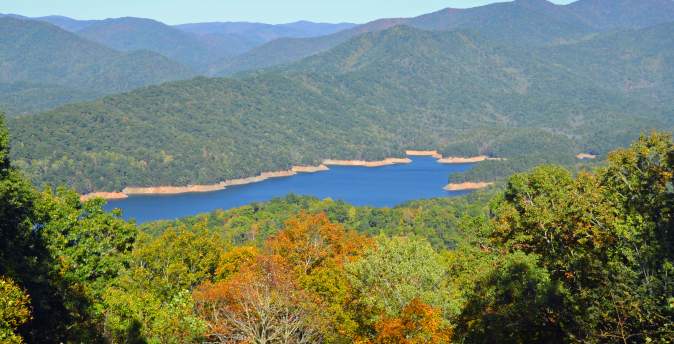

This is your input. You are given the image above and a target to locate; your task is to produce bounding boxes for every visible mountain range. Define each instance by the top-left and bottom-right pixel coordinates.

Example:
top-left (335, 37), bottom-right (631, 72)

top-left (0, 17), bottom-right (195, 115)
top-left (213, 0), bottom-right (674, 75)
top-left (3, 0), bottom-right (674, 192)
top-left (0, 13), bottom-right (356, 114)
top-left (2, 13), bottom-right (356, 69)
top-left (3, 0), bottom-right (674, 115)
top-left (8, 20), bottom-right (673, 192)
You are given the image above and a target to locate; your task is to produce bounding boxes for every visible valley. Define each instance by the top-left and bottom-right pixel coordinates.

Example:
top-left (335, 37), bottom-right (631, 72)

top-left (10, 24), bottom-right (672, 195)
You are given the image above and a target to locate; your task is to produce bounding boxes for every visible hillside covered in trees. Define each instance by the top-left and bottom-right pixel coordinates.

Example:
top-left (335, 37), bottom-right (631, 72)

top-left (2, 114), bottom-right (672, 342)
top-left (9, 24), bottom-right (673, 193)
top-left (0, 13), bottom-right (356, 114)
top-left (0, 17), bottom-right (195, 115)
top-left (212, 0), bottom-right (674, 75)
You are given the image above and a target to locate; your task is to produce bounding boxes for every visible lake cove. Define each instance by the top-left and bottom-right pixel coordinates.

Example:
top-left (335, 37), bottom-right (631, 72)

top-left (105, 157), bottom-right (480, 223)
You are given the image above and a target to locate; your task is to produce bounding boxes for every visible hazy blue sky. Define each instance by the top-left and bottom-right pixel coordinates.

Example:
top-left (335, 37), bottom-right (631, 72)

top-left (2, 0), bottom-right (576, 24)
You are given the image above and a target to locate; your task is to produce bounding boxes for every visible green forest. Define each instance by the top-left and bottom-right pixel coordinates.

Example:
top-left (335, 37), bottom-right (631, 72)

top-left (0, 17), bottom-right (196, 115)
top-left (9, 25), bottom-right (674, 193)
top-left (2, 113), bottom-right (672, 342)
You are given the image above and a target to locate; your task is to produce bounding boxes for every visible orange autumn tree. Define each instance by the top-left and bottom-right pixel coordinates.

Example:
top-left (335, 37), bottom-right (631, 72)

top-left (194, 213), bottom-right (372, 343)
top-left (374, 298), bottom-right (453, 344)
top-left (214, 245), bottom-right (259, 280)
top-left (194, 254), bottom-right (318, 343)
top-left (266, 213), bottom-right (373, 341)
top-left (267, 212), bottom-right (371, 274)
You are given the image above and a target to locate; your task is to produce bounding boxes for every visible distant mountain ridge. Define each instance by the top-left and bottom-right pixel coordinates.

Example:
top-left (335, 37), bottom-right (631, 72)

top-left (75, 17), bottom-right (222, 69)
top-left (212, 0), bottom-right (674, 75)
top-left (75, 17), bottom-right (356, 70)
top-left (5, 0), bottom-right (673, 77)
top-left (0, 13), bottom-right (357, 113)
top-left (175, 20), bottom-right (356, 41)
top-left (210, 18), bottom-right (409, 75)
top-left (1, 13), bottom-right (356, 68)
top-left (568, 0), bottom-right (674, 29)
top-left (35, 15), bottom-right (98, 31)
top-left (0, 17), bottom-right (195, 115)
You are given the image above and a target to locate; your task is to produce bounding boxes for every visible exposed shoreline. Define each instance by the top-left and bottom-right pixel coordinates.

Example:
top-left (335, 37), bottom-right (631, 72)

top-left (576, 153), bottom-right (597, 160)
top-left (444, 182), bottom-right (494, 191)
top-left (116, 166), bottom-right (332, 198)
top-left (81, 152), bottom-right (499, 201)
top-left (80, 159), bottom-right (409, 201)
top-left (439, 155), bottom-right (504, 163)
top-left (406, 150), bottom-right (503, 164)
top-left (405, 150), bottom-right (443, 159)
top-left (81, 192), bottom-right (129, 201)
top-left (323, 158), bottom-right (412, 167)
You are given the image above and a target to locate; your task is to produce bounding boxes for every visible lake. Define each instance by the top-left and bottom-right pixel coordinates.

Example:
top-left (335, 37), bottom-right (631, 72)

top-left (105, 157), bottom-right (476, 223)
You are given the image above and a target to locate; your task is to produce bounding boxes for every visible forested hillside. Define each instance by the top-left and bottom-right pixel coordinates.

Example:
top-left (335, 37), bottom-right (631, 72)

top-left (0, 17), bottom-right (195, 115)
top-left (2, 13), bottom-right (357, 74)
top-left (2, 112), bottom-right (671, 342)
top-left (213, 0), bottom-right (674, 75)
top-left (10, 26), bottom-right (669, 193)
top-left (543, 21), bottom-right (674, 108)
top-left (0, 82), bottom-right (97, 116)
top-left (211, 18), bottom-right (407, 75)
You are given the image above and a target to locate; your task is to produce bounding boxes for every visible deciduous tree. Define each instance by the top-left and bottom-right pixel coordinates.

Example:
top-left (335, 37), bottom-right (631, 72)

top-left (0, 276), bottom-right (31, 344)
top-left (345, 236), bottom-right (452, 335)
top-left (194, 255), bottom-right (319, 343)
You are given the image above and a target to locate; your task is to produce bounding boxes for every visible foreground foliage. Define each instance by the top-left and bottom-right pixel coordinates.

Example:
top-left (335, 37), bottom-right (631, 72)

top-left (1, 111), bottom-right (672, 342)
top-left (0, 277), bottom-right (31, 344)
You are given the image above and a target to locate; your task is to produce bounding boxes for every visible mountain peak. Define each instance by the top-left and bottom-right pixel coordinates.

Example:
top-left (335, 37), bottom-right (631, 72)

top-left (515, 0), bottom-right (558, 9)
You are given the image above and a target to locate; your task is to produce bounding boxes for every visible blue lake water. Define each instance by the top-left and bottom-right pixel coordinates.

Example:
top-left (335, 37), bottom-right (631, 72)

top-left (105, 157), bottom-right (475, 223)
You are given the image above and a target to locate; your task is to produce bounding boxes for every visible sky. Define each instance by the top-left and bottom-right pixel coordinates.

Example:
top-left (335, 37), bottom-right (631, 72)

top-left (1, 0), bottom-right (576, 24)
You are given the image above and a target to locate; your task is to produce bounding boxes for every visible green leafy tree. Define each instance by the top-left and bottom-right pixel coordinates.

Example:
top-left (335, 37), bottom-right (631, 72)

top-left (0, 113), bottom-right (73, 342)
top-left (31, 187), bottom-right (138, 340)
top-left (346, 236), bottom-right (453, 333)
top-left (0, 276), bottom-right (31, 344)
top-left (596, 132), bottom-right (674, 341)
top-left (104, 286), bottom-right (205, 344)
top-left (457, 252), bottom-right (565, 343)
top-left (489, 133), bottom-right (674, 341)
top-left (103, 225), bottom-right (225, 342)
